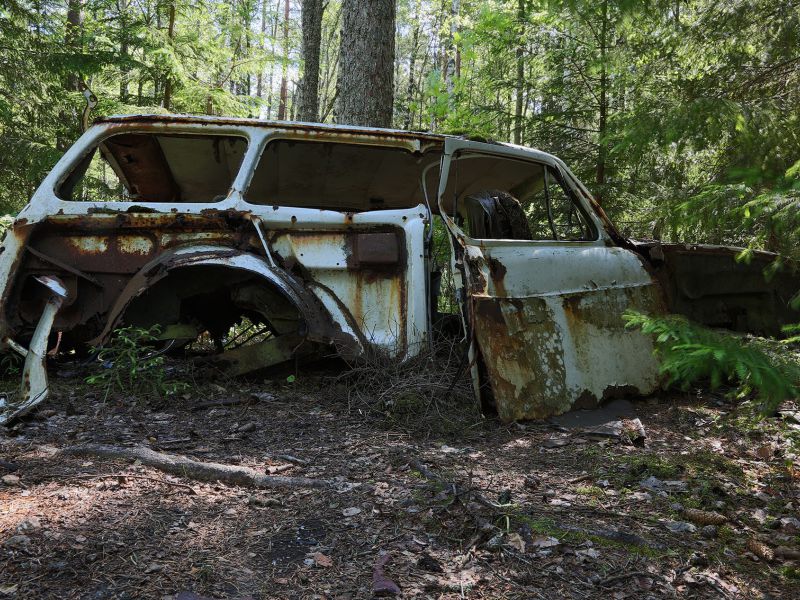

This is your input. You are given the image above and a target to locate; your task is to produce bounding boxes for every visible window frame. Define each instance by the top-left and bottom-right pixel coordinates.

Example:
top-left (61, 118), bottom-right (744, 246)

top-left (240, 132), bottom-right (443, 212)
top-left (442, 149), bottom-right (600, 245)
top-left (50, 125), bottom-right (253, 209)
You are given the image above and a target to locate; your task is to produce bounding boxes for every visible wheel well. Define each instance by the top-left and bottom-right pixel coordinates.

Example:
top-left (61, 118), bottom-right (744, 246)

top-left (121, 264), bottom-right (304, 344)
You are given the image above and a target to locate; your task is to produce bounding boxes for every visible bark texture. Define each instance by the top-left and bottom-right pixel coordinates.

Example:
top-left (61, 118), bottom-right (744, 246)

top-left (513, 0), bottom-right (526, 144)
top-left (277, 0), bottom-right (290, 120)
top-left (298, 0), bottom-right (324, 122)
top-left (336, 0), bottom-right (396, 127)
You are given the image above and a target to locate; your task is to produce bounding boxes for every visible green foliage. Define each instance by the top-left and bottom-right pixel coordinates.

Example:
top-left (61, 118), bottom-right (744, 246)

top-left (624, 311), bottom-right (800, 414)
top-left (86, 326), bottom-right (187, 400)
top-left (784, 324), bottom-right (800, 345)
top-left (0, 0), bottom-right (278, 214)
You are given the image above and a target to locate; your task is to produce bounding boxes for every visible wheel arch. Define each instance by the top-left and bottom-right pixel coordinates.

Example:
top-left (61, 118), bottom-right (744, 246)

top-left (88, 244), bottom-right (350, 349)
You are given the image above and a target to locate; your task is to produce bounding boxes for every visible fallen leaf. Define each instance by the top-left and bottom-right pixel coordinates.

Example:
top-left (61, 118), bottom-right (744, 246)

top-left (342, 507), bottom-right (361, 517)
top-left (505, 532), bottom-right (526, 552)
top-left (778, 517), bottom-right (800, 533)
top-left (665, 521), bottom-right (696, 534)
top-left (313, 552), bottom-right (333, 567)
top-left (530, 535), bottom-right (560, 549)
top-left (0, 584), bottom-right (18, 595)
top-left (373, 553), bottom-right (401, 596)
top-left (576, 548), bottom-right (600, 561)
top-left (755, 444), bottom-right (774, 460)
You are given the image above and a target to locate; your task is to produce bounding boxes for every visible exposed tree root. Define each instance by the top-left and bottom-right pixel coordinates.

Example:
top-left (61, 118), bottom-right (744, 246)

top-left (61, 444), bottom-right (335, 490)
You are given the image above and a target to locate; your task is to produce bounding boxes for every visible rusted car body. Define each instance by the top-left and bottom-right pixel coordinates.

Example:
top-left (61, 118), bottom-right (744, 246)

top-left (0, 115), bottom-right (797, 424)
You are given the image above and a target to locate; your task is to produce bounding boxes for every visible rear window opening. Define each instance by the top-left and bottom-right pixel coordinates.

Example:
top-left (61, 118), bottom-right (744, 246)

top-left (245, 138), bottom-right (441, 211)
top-left (58, 133), bottom-right (247, 203)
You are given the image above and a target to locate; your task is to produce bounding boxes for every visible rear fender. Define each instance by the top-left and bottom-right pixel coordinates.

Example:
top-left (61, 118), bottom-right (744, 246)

top-left (90, 244), bottom-right (354, 351)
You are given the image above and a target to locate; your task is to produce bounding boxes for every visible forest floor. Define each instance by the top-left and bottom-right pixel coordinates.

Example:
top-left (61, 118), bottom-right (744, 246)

top-left (1, 360), bottom-right (799, 599)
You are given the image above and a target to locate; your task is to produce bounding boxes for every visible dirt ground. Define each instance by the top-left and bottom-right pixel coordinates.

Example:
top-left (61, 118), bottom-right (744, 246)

top-left (1, 363), bottom-right (799, 599)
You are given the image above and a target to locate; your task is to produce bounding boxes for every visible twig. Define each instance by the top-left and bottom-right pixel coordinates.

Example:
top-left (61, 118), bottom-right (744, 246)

top-left (60, 444), bottom-right (337, 490)
top-left (410, 458), bottom-right (505, 510)
top-left (568, 474), bottom-right (593, 484)
top-left (268, 453), bottom-right (309, 466)
top-left (266, 464), bottom-right (294, 474)
top-left (598, 571), bottom-right (661, 587)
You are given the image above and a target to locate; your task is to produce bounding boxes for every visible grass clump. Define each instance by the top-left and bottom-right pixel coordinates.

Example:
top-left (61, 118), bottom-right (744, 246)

top-left (624, 311), bottom-right (800, 414)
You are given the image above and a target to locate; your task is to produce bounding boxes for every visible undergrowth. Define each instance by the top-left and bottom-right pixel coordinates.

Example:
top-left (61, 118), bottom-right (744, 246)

top-left (625, 311), bottom-right (800, 414)
top-left (86, 325), bottom-right (188, 401)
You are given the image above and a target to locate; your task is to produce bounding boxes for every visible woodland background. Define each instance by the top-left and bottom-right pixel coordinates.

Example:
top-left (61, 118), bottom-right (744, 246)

top-left (0, 0), bottom-right (798, 259)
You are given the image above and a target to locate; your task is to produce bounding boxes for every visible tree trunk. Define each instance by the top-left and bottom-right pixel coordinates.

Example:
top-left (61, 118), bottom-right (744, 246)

top-left (277, 0), bottom-right (290, 120)
top-left (595, 0), bottom-right (608, 205)
top-left (162, 1), bottom-right (177, 111)
top-left (298, 0), bottom-right (324, 122)
top-left (256, 0), bottom-right (268, 100)
top-left (59, 0), bottom-right (84, 149)
top-left (119, 0), bottom-right (129, 103)
top-left (403, 0), bottom-right (421, 130)
top-left (513, 0), bottom-right (526, 144)
top-left (336, 0), bottom-right (396, 127)
top-left (444, 0), bottom-right (459, 101)
top-left (266, 1), bottom-right (279, 118)
top-left (65, 0), bottom-right (83, 92)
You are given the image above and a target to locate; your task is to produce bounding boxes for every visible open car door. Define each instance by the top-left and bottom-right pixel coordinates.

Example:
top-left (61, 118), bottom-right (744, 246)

top-left (437, 139), bottom-right (665, 421)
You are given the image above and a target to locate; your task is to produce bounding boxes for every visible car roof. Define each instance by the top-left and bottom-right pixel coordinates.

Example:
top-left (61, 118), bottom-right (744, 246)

top-left (95, 113), bottom-right (450, 144)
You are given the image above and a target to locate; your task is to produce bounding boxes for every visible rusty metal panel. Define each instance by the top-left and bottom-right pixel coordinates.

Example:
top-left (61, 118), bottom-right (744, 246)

top-left (468, 249), bottom-right (665, 421)
top-left (351, 232), bottom-right (401, 267)
top-left (474, 287), bottom-right (664, 421)
top-left (270, 228), bottom-right (414, 355)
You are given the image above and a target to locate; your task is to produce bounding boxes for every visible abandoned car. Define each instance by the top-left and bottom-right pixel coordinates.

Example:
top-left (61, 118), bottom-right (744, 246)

top-left (0, 115), bottom-right (797, 425)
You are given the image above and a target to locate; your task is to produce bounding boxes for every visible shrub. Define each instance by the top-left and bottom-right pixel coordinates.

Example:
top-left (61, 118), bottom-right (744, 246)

top-left (624, 311), bottom-right (800, 414)
top-left (86, 325), bottom-right (187, 401)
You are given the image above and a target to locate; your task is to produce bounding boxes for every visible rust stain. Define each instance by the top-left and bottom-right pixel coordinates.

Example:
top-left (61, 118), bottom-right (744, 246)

top-left (487, 257), bottom-right (507, 297)
top-left (472, 296), bottom-right (570, 422)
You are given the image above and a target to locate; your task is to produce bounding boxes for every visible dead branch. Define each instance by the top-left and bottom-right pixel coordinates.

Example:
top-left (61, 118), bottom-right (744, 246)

top-left (266, 453), bottom-right (309, 466)
top-left (598, 571), bottom-right (664, 588)
top-left (61, 444), bottom-right (335, 490)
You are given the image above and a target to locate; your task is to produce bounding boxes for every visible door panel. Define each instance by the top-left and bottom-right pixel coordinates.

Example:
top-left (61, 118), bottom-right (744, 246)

top-left (466, 245), bottom-right (664, 421)
top-left (438, 139), bottom-right (664, 421)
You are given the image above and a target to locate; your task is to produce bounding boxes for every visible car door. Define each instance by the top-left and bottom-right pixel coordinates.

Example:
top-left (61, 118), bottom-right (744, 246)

top-left (437, 138), bottom-right (665, 421)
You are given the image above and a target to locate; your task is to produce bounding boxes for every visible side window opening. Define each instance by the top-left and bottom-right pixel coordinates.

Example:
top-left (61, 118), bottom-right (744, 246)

top-left (446, 153), bottom-right (595, 241)
top-left (58, 133), bottom-right (247, 203)
top-left (245, 139), bottom-right (440, 211)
